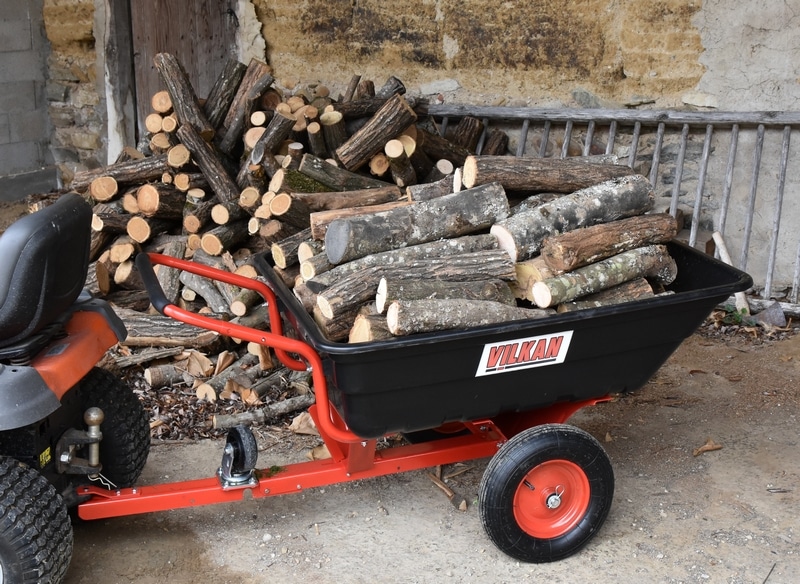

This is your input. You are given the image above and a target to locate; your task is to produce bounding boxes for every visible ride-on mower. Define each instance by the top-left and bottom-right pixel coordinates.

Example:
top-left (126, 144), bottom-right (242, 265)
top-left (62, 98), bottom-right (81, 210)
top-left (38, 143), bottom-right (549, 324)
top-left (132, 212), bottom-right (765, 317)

top-left (0, 194), bottom-right (150, 583)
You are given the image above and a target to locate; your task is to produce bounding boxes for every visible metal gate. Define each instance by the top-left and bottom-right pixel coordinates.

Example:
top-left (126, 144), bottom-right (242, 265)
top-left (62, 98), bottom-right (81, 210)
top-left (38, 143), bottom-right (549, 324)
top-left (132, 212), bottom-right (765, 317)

top-left (425, 105), bottom-right (800, 305)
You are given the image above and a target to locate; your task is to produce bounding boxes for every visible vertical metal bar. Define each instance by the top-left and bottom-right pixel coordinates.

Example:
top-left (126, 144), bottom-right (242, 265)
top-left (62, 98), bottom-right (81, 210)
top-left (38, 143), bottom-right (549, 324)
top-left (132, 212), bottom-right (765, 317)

top-left (763, 125), bottom-right (791, 299)
top-left (516, 119), bottom-right (531, 157)
top-left (605, 120), bottom-right (617, 155)
top-left (475, 118), bottom-right (490, 155)
top-left (716, 124), bottom-right (740, 244)
top-left (439, 117), bottom-right (449, 137)
top-left (689, 124), bottom-right (714, 248)
top-left (738, 124), bottom-right (765, 271)
top-left (561, 121), bottom-right (573, 159)
top-left (669, 124), bottom-right (690, 217)
top-left (649, 122), bottom-right (665, 187)
top-left (583, 121), bottom-right (596, 156)
top-left (628, 121), bottom-right (641, 169)
top-left (792, 242), bottom-right (800, 303)
top-left (539, 121), bottom-right (552, 157)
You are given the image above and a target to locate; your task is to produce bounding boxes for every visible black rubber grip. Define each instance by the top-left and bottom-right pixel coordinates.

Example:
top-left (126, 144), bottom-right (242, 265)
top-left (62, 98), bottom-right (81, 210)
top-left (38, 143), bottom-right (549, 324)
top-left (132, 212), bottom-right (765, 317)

top-left (135, 253), bottom-right (170, 314)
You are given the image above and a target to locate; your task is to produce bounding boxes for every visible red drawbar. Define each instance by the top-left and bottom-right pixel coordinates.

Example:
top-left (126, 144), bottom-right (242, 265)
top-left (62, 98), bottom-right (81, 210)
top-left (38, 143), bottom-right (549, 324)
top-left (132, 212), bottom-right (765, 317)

top-left (32, 311), bottom-right (119, 399)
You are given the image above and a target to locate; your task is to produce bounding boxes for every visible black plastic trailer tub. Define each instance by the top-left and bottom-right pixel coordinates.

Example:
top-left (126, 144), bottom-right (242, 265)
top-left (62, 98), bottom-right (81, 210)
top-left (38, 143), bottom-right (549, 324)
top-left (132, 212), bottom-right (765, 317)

top-left (254, 241), bottom-right (752, 439)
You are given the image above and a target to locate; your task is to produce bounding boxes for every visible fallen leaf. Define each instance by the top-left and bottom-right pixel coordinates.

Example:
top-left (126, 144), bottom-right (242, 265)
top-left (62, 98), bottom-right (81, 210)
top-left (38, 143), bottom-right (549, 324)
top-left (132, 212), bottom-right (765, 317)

top-left (688, 369), bottom-right (707, 375)
top-left (693, 437), bottom-right (722, 456)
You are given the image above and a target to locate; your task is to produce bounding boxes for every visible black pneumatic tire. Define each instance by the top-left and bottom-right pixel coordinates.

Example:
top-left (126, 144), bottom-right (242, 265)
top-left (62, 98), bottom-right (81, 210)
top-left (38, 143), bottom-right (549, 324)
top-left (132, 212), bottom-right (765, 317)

top-left (0, 457), bottom-right (72, 584)
top-left (478, 423), bottom-right (614, 563)
top-left (76, 367), bottom-right (150, 488)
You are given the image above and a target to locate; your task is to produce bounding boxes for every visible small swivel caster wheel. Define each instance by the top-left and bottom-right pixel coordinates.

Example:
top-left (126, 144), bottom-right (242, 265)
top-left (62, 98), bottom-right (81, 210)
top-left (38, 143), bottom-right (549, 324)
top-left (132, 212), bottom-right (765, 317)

top-left (218, 425), bottom-right (259, 489)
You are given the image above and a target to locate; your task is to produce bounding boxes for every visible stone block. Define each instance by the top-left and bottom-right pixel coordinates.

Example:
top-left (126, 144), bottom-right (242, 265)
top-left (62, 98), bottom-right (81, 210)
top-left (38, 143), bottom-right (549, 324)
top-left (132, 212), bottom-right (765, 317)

top-left (0, 141), bottom-right (45, 176)
top-left (71, 131), bottom-right (101, 150)
top-left (0, 19), bottom-right (32, 52)
top-left (1, 0), bottom-right (30, 22)
top-left (45, 80), bottom-right (71, 102)
top-left (9, 110), bottom-right (49, 143)
top-left (0, 51), bottom-right (44, 83)
top-left (0, 81), bottom-right (37, 112)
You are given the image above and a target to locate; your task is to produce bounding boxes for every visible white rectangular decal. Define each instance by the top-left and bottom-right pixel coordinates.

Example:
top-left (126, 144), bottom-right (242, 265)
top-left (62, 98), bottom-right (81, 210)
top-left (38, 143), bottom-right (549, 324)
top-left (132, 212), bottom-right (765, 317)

top-left (475, 330), bottom-right (573, 377)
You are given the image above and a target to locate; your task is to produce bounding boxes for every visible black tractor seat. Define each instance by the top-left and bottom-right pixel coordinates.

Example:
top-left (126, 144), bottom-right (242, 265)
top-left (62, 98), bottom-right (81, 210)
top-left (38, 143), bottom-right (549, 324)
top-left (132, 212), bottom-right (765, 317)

top-left (0, 193), bottom-right (92, 354)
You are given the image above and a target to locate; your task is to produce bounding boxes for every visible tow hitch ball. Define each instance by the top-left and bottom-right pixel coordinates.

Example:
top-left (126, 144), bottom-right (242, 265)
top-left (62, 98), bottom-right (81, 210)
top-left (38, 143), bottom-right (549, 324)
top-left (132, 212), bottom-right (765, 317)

top-left (56, 407), bottom-right (104, 475)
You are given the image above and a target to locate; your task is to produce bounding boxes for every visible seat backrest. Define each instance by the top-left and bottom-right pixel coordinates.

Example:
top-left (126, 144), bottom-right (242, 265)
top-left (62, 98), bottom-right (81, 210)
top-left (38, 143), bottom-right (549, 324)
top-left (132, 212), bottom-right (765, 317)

top-left (0, 193), bottom-right (91, 348)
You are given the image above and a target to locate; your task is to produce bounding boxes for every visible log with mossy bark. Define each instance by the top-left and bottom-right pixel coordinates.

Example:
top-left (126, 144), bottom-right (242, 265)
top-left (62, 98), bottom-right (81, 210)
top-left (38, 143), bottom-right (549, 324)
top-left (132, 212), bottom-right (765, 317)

top-left (491, 174), bottom-right (655, 262)
top-left (375, 277), bottom-right (516, 314)
top-left (324, 182), bottom-right (509, 265)
top-left (556, 277), bottom-right (655, 312)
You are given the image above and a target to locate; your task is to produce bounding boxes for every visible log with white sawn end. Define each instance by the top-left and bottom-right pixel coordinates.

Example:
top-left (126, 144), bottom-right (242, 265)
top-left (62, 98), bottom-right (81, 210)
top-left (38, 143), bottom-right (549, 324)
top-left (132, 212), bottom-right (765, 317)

top-left (556, 278), bottom-right (654, 312)
top-left (531, 244), bottom-right (677, 308)
top-left (491, 174), bottom-right (655, 262)
top-left (325, 181), bottom-right (509, 265)
top-left (310, 200), bottom-right (413, 241)
top-left (386, 298), bottom-right (552, 336)
top-left (540, 213), bottom-right (679, 273)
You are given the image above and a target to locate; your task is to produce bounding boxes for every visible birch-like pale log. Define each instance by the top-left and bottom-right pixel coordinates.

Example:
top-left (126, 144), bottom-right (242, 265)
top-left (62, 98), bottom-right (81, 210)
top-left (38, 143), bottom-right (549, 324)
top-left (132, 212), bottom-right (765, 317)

top-left (491, 174), bottom-right (655, 262)
top-left (325, 182), bottom-right (509, 264)
top-left (386, 299), bottom-right (551, 336)
top-left (531, 244), bottom-right (677, 308)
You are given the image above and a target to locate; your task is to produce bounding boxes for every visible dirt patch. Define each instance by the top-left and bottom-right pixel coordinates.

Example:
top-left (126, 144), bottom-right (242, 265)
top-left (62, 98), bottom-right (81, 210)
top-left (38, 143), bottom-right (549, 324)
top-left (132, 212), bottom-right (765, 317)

top-left (0, 200), bottom-right (28, 232)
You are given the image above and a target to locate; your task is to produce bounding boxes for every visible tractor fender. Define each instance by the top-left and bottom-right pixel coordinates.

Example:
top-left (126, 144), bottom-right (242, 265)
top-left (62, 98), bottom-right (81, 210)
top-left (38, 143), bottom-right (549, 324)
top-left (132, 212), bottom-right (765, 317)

top-left (0, 364), bottom-right (60, 430)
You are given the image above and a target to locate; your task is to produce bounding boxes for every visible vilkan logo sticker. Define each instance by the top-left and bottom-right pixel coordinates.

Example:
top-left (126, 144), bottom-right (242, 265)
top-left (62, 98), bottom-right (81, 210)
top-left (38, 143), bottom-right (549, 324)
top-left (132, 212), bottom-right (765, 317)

top-left (475, 331), bottom-right (573, 377)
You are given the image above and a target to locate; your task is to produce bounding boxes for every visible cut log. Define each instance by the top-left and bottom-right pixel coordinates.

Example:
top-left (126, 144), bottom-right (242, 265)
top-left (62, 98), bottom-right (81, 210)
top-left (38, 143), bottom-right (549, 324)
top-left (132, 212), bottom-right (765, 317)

top-left (216, 58), bottom-right (274, 156)
top-left (183, 198), bottom-right (216, 234)
top-left (211, 200), bottom-right (248, 225)
top-left (385, 139), bottom-right (417, 187)
top-left (375, 277), bottom-right (515, 314)
top-left (153, 239), bottom-right (186, 306)
top-left (348, 311), bottom-right (393, 343)
top-left (325, 182), bottom-right (509, 265)
top-left (406, 173), bottom-right (454, 202)
top-left (540, 213), bottom-right (679, 273)
top-left (89, 176), bottom-right (119, 202)
top-left (319, 110), bottom-right (348, 153)
top-left (462, 155), bottom-right (636, 192)
top-left (178, 271), bottom-right (229, 313)
top-left (297, 239), bottom-right (324, 262)
top-left (126, 216), bottom-right (173, 244)
top-left (268, 191), bottom-right (312, 229)
top-left (268, 168), bottom-right (330, 195)
top-left (482, 129), bottom-right (509, 155)
top-left (71, 154), bottom-right (170, 191)
top-left (151, 90), bottom-right (172, 114)
top-left (423, 159), bottom-right (455, 184)
top-left (415, 127), bottom-right (471, 167)
top-left (291, 184), bottom-right (405, 213)
top-left (556, 278), bottom-right (654, 312)
top-left (310, 200), bottom-right (412, 241)
top-left (113, 260), bottom-right (144, 290)
top-left (531, 245), bottom-right (678, 308)
top-left (387, 298), bottom-right (551, 336)
top-left (308, 233), bottom-right (499, 290)
top-left (173, 172), bottom-right (207, 192)
top-left (176, 123), bottom-right (240, 203)
top-left (314, 250), bottom-right (516, 323)
top-left (212, 394), bottom-right (315, 429)
top-left (166, 143), bottom-right (192, 169)
top-left (271, 227), bottom-right (313, 269)
top-left (334, 94), bottom-right (418, 171)
top-left (200, 220), bottom-right (250, 256)
top-left (108, 235), bottom-right (140, 264)
top-left (511, 257), bottom-right (555, 301)
top-left (136, 183), bottom-right (185, 219)
top-left (193, 353), bottom-right (260, 398)
top-left (144, 363), bottom-right (190, 389)
top-left (153, 52), bottom-right (214, 140)
top-left (144, 113), bottom-right (164, 134)
top-left (299, 252), bottom-right (334, 281)
top-left (91, 202), bottom-right (129, 234)
top-left (449, 116), bottom-right (484, 152)
top-left (203, 57), bottom-right (247, 129)
top-left (297, 153), bottom-right (389, 191)
top-left (491, 174), bottom-right (655, 262)
top-left (230, 288), bottom-right (262, 317)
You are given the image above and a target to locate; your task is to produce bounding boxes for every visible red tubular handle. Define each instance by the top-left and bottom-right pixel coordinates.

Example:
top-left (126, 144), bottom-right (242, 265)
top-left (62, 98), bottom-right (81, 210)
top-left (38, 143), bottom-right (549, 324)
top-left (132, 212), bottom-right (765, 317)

top-left (141, 253), bottom-right (362, 444)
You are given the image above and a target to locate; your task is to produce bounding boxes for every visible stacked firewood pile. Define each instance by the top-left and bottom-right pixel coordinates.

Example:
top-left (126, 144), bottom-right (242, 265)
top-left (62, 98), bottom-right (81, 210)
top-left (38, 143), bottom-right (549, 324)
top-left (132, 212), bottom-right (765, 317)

top-left (63, 52), bottom-right (681, 433)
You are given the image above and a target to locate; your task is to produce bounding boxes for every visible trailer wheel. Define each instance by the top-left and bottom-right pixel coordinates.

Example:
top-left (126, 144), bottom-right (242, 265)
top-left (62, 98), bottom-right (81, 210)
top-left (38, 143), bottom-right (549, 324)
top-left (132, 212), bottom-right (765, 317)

top-left (479, 423), bottom-right (614, 563)
top-left (0, 457), bottom-right (72, 584)
top-left (77, 367), bottom-right (150, 488)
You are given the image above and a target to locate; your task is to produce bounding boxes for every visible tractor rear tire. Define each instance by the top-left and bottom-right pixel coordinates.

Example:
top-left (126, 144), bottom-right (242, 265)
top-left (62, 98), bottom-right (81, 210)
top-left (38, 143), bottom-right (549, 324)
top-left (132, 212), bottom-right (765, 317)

top-left (0, 456), bottom-right (72, 584)
top-left (76, 367), bottom-right (150, 488)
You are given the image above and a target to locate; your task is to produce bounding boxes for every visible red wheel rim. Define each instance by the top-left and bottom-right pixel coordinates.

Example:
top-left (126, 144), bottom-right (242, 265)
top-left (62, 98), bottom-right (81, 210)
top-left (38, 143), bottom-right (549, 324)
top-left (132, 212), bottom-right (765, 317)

top-left (513, 459), bottom-right (591, 539)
